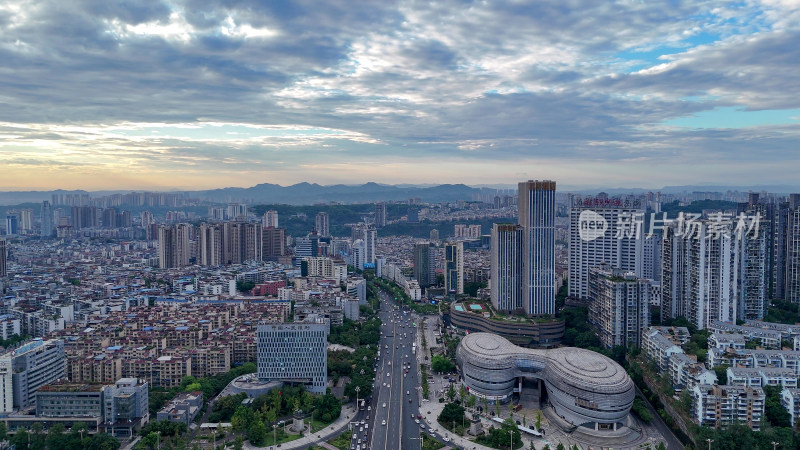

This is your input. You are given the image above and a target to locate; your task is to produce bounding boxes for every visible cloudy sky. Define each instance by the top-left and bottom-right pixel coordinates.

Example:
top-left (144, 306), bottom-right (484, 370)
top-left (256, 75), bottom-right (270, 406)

top-left (1, 0), bottom-right (799, 190)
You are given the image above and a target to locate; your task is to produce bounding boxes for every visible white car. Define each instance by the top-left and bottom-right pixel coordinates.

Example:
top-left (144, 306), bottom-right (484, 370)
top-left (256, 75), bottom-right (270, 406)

top-left (383, 402), bottom-right (386, 407)
top-left (382, 420), bottom-right (386, 426)
top-left (419, 424), bottom-right (425, 429)
top-left (414, 419), bottom-right (420, 424)
top-left (443, 436), bottom-right (451, 442)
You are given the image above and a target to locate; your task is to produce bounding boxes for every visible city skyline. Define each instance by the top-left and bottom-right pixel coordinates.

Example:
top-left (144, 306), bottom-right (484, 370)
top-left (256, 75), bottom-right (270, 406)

top-left (1, 1), bottom-right (799, 190)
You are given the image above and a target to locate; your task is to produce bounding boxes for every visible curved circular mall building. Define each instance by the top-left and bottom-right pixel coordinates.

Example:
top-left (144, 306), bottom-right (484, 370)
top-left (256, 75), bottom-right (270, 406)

top-left (456, 333), bottom-right (634, 431)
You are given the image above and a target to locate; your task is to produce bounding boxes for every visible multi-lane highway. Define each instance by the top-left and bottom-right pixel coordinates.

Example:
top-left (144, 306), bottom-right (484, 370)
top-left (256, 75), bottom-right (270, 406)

top-left (365, 290), bottom-right (423, 450)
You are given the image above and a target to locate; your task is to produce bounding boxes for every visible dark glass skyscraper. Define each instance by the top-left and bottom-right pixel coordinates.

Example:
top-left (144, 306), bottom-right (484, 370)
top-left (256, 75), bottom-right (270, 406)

top-left (518, 180), bottom-right (556, 316)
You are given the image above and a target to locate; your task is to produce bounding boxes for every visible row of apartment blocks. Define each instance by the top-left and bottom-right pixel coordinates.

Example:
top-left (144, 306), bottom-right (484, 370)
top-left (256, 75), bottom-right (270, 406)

top-left (641, 327), bottom-right (766, 430)
top-left (158, 222), bottom-right (287, 268)
top-left (50, 302), bottom-right (290, 388)
top-left (564, 193), bottom-right (800, 357)
top-left (662, 193), bottom-right (800, 329)
top-left (642, 325), bottom-right (800, 430)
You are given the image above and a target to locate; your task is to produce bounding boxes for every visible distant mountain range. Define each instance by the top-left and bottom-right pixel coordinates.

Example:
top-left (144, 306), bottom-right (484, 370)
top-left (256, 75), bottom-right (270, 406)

top-left (1, 182), bottom-right (798, 206)
top-left (189, 182), bottom-right (480, 204)
top-left (0, 183), bottom-right (482, 206)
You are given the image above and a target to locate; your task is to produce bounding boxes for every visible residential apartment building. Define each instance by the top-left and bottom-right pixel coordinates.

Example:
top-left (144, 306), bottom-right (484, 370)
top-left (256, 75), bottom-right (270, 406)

top-left (727, 367), bottom-right (798, 389)
top-left (661, 216), bottom-right (767, 329)
top-left (413, 242), bottom-right (437, 289)
top-left (263, 210), bottom-right (279, 228)
top-left (444, 241), bottom-right (464, 295)
top-left (588, 265), bottom-right (650, 348)
top-left (158, 224), bottom-right (192, 269)
top-left (262, 227), bottom-right (286, 260)
top-left (315, 212), bottom-right (330, 237)
top-left (781, 388), bottom-right (800, 429)
top-left (0, 339), bottom-right (66, 412)
top-left (569, 197), bottom-right (644, 300)
top-left (375, 202), bottom-right (387, 228)
top-left (692, 384), bottom-right (765, 430)
top-left (0, 238), bottom-right (6, 279)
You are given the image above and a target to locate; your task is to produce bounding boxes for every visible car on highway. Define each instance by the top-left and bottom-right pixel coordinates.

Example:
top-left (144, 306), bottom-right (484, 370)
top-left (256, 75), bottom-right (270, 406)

top-left (443, 436), bottom-right (451, 442)
top-left (407, 390), bottom-right (410, 395)
top-left (414, 419), bottom-right (419, 424)
top-left (409, 398), bottom-right (412, 403)
top-left (382, 403), bottom-right (386, 407)
top-left (382, 420), bottom-right (386, 426)
top-left (420, 424), bottom-right (425, 429)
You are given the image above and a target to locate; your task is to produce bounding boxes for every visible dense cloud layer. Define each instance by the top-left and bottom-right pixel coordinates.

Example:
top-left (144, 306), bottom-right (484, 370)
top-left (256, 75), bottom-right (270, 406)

top-left (0, 0), bottom-right (798, 189)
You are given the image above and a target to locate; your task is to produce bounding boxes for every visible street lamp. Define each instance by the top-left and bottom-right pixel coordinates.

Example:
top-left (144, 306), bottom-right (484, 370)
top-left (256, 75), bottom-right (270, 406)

top-left (355, 386), bottom-right (361, 411)
top-left (772, 442), bottom-right (781, 450)
top-left (509, 429), bottom-right (514, 450)
top-left (273, 424), bottom-right (277, 445)
top-left (706, 438), bottom-right (713, 450)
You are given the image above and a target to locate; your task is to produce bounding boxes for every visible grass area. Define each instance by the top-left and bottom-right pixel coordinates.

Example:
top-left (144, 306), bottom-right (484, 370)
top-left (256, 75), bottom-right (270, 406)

top-left (310, 417), bottom-right (336, 433)
top-left (421, 433), bottom-right (444, 450)
top-left (263, 430), bottom-right (302, 446)
top-left (328, 430), bottom-right (352, 450)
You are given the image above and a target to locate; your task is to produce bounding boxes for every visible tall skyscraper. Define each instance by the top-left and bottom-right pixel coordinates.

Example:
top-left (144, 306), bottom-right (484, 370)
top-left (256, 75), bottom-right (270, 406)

top-left (40, 201), bottom-right (53, 238)
top-left (16, 209), bottom-right (33, 233)
top-left (223, 222), bottom-right (262, 264)
top-left (4, 214), bottom-right (18, 236)
top-left (158, 224), bottom-right (192, 269)
top-left (352, 222), bottom-right (377, 265)
top-left (141, 211), bottom-right (154, 240)
top-left (444, 241), bottom-right (464, 295)
top-left (375, 202), bottom-right (387, 227)
top-left (352, 239), bottom-right (366, 270)
top-left (315, 212), bottom-right (330, 237)
top-left (70, 206), bottom-right (98, 229)
top-left (102, 207), bottom-right (118, 228)
top-left (568, 196), bottom-right (644, 300)
top-left (490, 224), bottom-right (524, 312)
top-left (227, 203), bottom-right (248, 221)
top-left (518, 180), bottom-right (556, 315)
top-left (0, 239), bottom-right (6, 279)
top-left (413, 242), bottom-right (437, 288)
top-left (782, 194), bottom-right (800, 304)
top-left (197, 223), bottom-right (224, 266)
top-left (263, 210), bottom-right (279, 228)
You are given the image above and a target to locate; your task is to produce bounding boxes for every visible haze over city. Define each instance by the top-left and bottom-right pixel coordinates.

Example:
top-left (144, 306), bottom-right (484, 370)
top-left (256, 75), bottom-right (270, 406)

top-left (1, 0), bottom-right (799, 190)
